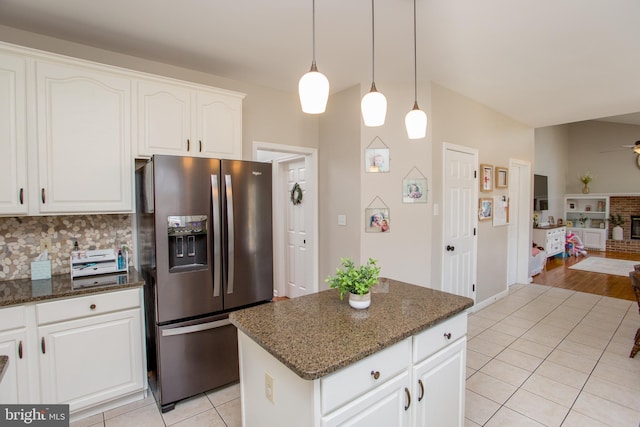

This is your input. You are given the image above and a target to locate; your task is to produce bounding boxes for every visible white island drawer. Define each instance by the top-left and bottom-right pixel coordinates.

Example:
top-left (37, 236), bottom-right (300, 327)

top-left (413, 312), bottom-right (467, 363)
top-left (321, 337), bottom-right (411, 415)
top-left (36, 288), bottom-right (140, 325)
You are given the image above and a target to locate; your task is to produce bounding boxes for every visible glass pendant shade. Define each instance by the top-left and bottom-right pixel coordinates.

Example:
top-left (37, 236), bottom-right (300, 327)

top-left (634, 142), bottom-right (640, 154)
top-left (361, 83), bottom-right (387, 127)
top-left (405, 102), bottom-right (427, 139)
top-left (299, 62), bottom-right (329, 114)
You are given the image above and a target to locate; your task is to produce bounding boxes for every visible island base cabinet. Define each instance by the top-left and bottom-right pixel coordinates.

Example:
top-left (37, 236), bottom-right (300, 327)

top-left (38, 308), bottom-right (144, 412)
top-left (321, 371), bottom-right (410, 427)
top-left (412, 338), bottom-right (466, 427)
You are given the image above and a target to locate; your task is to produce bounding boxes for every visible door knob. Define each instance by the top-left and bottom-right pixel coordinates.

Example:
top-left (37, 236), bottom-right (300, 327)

top-left (446, 245), bottom-right (455, 252)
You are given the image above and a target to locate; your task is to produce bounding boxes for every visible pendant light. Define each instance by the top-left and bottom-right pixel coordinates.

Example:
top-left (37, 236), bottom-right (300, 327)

top-left (405, 0), bottom-right (427, 139)
top-left (299, 0), bottom-right (329, 114)
top-left (361, 0), bottom-right (387, 127)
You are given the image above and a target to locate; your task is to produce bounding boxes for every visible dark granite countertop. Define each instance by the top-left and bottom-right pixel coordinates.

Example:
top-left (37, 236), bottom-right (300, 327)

top-left (229, 278), bottom-right (474, 380)
top-left (0, 268), bottom-right (144, 308)
top-left (0, 356), bottom-right (7, 384)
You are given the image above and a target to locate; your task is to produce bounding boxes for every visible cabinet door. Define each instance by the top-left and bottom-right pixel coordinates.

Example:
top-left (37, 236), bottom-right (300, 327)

top-left (321, 371), bottom-right (411, 427)
top-left (0, 51), bottom-right (28, 215)
top-left (137, 80), bottom-right (192, 157)
top-left (35, 61), bottom-right (132, 213)
top-left (583, 229), bottom-right (605, 250)
top-left (413, 338), bottom-right (466, 427)
top-left (195, 90), bottom-right (242, 159)
top-left (38, 308), bottom-right (144, 412)
top-left (0, 328), bottom-right (30, 403)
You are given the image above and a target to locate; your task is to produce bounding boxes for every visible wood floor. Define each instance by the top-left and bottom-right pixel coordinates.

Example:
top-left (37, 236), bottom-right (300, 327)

top-left (531, 250), bottom-right (640, 301)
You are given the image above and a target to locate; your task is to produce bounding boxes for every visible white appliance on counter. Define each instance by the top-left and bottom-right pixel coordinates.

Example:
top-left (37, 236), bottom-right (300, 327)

top-left (70, 249), bottom-right (127, 278)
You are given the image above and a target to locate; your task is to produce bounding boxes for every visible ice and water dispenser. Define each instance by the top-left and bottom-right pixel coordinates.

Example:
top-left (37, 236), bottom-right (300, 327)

top-left (167, 215), bottom-right (208, 272)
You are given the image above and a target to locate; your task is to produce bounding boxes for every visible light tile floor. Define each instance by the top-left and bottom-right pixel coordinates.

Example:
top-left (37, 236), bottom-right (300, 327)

top-left (70, 382), bottom-right (241, 427)
top-left (71, 283), bottom-right (640, 427)
top-left (466, 283), bottom-right (640, 427)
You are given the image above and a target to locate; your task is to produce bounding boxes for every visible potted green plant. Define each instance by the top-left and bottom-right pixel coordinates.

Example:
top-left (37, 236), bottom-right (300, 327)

top-left (609, 214), bottom-right (625, 240)
top-left (326, 257), bottom-right (381, 309)
top-left (578, 214), bottom-right (589, 228)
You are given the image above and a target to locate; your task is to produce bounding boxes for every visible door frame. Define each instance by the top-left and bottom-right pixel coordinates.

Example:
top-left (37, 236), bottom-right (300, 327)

top-left (507, 159), bottom-right (532, 285)
top-left (253, 141), bottom-right (319, 297)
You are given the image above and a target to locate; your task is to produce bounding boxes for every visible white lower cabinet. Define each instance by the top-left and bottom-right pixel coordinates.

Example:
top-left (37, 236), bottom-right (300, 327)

top-left (238, 312), bottom-right (467, 427)
top-left (412, 338), bottom-right (466, 426)
top-left (0, 305), bottom-right (30, 403)
top-left (38, 308), bottom-right (144, 411)
top-left (0, 288), bottom-right (145, 416)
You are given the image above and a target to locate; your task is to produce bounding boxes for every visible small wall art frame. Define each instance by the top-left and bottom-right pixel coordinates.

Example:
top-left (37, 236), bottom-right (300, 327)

top-left (479, 198), bottom-right (493, 221)
top-left (495, 167), bottom-right (508, 188)
top-left (402, 166), bottom-right (428, 204)
top-left (480, 164), bottom-right (493, 192)
top-left (365, 196), bottom-right (390, 233)
top-left (365, 136), bottom-right (390, 173)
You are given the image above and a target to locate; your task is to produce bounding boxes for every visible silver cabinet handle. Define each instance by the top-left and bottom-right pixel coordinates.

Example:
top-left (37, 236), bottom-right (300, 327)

top-left (161, 318), bottom-right (231, 337)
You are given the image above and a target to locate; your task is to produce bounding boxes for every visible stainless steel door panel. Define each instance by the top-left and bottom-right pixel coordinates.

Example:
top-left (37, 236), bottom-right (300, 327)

top-left (221, 160), bottom-right (273, 309)
top-left (156, 314), bottom-right (238, 407)
top-left (154, 155), bottom-right (223, 323)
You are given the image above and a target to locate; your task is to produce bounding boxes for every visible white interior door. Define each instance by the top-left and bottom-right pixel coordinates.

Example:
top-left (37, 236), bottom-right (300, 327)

top-left (508, 159), bottom-right (532, 284)
top-left (282, 157), bottom-right (312, 298)
top-left (443, 145), bottom-right (477, 301)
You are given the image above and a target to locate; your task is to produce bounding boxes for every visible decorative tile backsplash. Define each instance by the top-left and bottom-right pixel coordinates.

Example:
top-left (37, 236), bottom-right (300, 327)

top-left (0, 215), bottom-right (133, 281)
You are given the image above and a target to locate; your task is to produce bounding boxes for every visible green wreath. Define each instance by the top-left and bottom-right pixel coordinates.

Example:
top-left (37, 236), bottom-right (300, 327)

top-left (290, 183), bottom-right (303, 205)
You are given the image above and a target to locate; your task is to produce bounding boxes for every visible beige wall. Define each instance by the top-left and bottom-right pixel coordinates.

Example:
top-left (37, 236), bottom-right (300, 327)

top-left (431, 84), bottom-right (534, 304)
top-left (534, 125), bottom-right (570, 223)
top-left (566, 121), bottom-right (640, 194)
top-left (318, 86), bottom-right (362, 287)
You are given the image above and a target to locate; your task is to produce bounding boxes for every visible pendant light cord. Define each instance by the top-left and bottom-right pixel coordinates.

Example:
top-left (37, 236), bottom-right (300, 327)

top-left (371, 0), bottom-right (376, 83)
top-left (412, 0), bottom-right (418, 103)
top-left (312, 0), bottom-right (317, 68)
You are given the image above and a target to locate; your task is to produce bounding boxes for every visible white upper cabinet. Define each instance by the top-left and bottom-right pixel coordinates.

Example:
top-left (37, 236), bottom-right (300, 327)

top-left (195, 90), bottom-right (242, 159)
top-left (35, 61), bottom-right (133, 214)
top-left (137, 80), bottom-right (192, 156)
top-left (137, 79), bottom-right (244, 159)
top-left (0, 51), bottom-right (28, 215)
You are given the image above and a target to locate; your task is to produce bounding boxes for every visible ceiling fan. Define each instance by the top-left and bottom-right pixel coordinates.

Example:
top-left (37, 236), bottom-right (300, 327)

top-left (599, 140), bottom-right (640, 154)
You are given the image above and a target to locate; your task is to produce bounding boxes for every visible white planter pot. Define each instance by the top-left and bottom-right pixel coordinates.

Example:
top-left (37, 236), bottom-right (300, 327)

top-left (612, 226), bottom-right (624, 240)
top-left (349, 292), bottom-right (371, 309)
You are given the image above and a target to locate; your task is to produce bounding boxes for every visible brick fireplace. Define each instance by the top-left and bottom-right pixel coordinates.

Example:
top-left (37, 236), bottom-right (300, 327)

top-left (607, 196), bottom-right (640, 253)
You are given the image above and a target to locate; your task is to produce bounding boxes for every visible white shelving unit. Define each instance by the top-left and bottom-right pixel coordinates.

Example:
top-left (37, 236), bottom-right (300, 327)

top-left (564, 194), bottom-right (609, 251)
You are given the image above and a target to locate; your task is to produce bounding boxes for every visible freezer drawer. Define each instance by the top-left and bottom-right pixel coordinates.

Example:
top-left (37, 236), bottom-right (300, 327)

top-left (156, 314), bottom-right (238, 412)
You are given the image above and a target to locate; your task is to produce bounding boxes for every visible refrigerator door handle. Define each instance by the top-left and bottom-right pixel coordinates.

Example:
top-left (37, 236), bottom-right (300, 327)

top-left (211, 174), bottom-right (221, 297)
top-left (225, 174), bottom-right (235, 295)
top-left (161, 318), bottom-right (231, 337)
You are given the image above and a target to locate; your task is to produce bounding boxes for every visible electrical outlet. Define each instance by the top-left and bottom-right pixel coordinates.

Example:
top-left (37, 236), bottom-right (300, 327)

top-left (265, 372), bottom-right (275, 403)
top-left (40, 238), bottom-right (52, 252)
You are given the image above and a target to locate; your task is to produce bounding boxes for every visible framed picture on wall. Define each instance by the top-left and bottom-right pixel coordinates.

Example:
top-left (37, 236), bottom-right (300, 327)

top-left (480, 164), bottom-right (493, 192)
top-left (479, 198), bottom-right (493, 220)
top-left (495, 167), bottom-right (508, 188)
top-left (365, 207), bottom-right (390, 233)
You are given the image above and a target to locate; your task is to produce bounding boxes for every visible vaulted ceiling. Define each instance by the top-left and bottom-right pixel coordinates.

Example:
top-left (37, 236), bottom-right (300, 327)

top-left (1, 0), bottom-right (639, 128)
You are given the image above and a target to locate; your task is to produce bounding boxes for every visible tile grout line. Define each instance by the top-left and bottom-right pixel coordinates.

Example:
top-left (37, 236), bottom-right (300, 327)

top-left (469, 284), bottom-right (613, 426)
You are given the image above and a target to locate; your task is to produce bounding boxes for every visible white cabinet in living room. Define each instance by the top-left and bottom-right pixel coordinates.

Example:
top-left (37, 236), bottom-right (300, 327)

top-left (564, 195), bottom-right (609, 251)
top-left (35, 60), bottom-right (133, 214)
top-left (532, 226), bottom-right (566, 258)
top-left (0, 51), bottom-right (28, 215)
top-left (137, 79), bottom-right (244, 159)
top-left (0, 305), bottom-right (31, 404)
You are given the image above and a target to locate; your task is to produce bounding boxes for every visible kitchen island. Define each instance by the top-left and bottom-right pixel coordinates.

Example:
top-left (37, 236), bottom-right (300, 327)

top-left (229, 278), bottom-right (474, 427)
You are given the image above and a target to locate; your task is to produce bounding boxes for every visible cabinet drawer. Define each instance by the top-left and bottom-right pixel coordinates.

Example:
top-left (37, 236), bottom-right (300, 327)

top-left (0, 305), bottom-right (27, 331)
top-left (413, 312), bottom-right (467, 363)
top-left (36, 288), bottom-right (140, 325)
top-left (321, 337), bottom-right (411, 415)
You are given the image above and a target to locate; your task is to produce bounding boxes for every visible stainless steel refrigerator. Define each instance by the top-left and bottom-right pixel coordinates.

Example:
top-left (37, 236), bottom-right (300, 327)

top-left (135, 155), bottom-right (273, 412)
